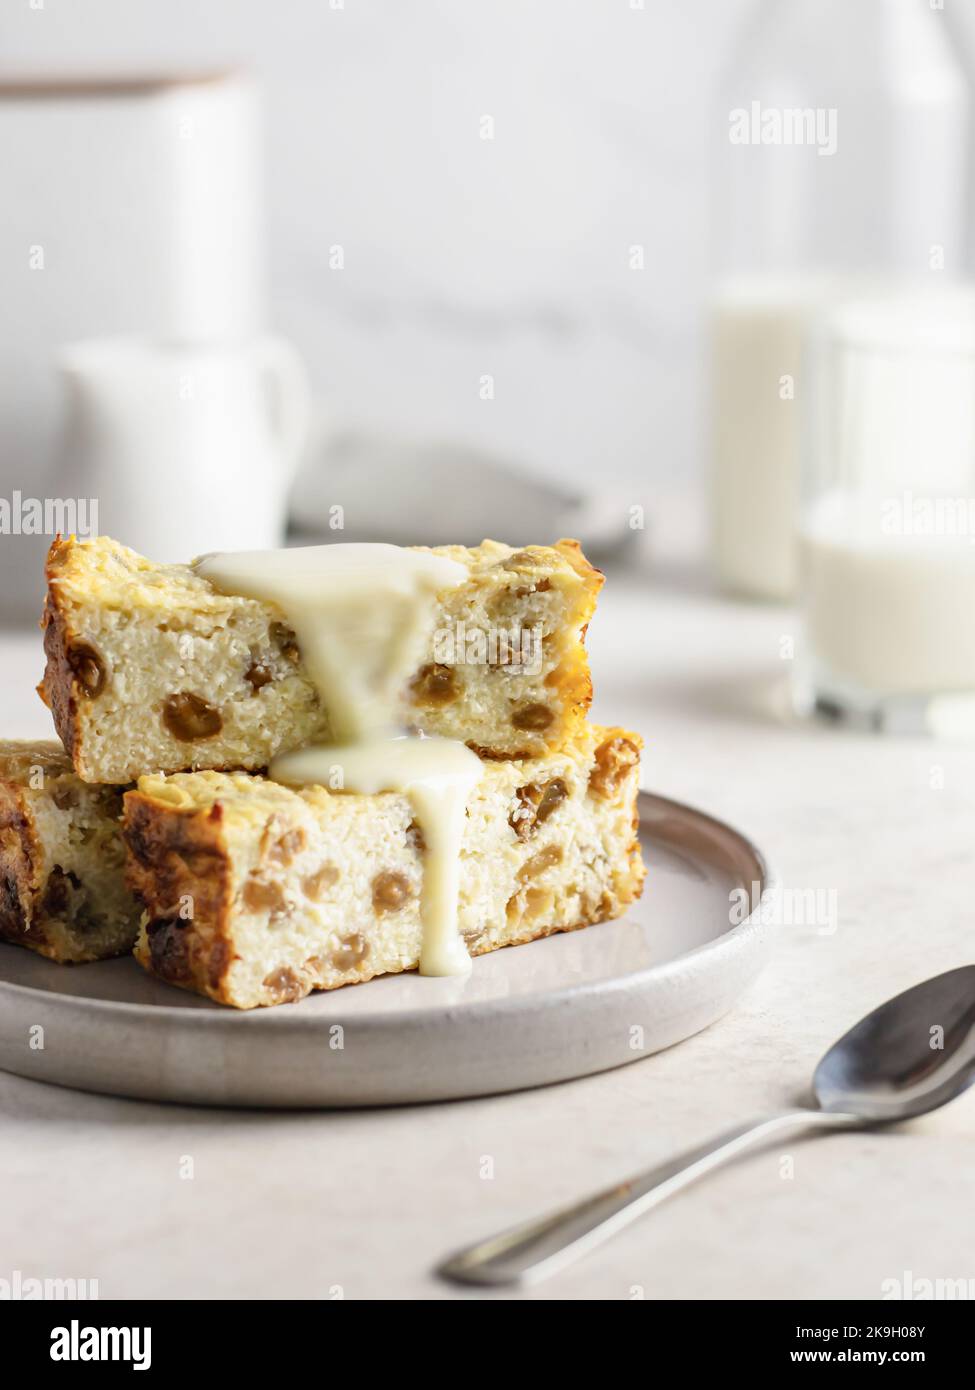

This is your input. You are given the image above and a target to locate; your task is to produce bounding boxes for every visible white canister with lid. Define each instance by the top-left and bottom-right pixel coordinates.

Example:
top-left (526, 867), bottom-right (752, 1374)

top-left (0, 70), bottom-right (263, 619)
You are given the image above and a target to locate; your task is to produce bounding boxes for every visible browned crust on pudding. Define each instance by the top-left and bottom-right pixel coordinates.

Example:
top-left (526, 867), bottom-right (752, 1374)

top-left (38, 581), bottom-right (80, 767)
top-left (123, 725), bottom-right (644, 1009)
top-left (0, 789), bottom-right (46, 952)
top-left (124, 794), bottom-right (234, 994)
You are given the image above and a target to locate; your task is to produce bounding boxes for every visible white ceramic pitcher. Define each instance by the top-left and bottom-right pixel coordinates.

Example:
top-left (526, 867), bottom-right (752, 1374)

top-left (55, 336), bottom-right (310, 560)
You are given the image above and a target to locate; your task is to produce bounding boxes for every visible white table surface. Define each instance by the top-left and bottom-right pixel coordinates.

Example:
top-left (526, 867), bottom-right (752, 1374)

top-left (2, 567), bottom-right (973, 1302)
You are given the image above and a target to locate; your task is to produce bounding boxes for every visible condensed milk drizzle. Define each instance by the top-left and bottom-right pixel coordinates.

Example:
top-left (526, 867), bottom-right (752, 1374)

top-left (195, 544), bottom-right (482, 976)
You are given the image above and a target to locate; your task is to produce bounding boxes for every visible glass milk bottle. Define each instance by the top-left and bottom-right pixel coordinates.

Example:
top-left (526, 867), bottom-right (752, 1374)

top-left (797, 289), bottom-right (975, 735)
top-left (710, 0), bottom-right (972, 601)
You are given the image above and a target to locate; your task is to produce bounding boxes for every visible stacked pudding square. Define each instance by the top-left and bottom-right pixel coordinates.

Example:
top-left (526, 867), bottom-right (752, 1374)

top-left (0, 533), bottom-right (644, 1009)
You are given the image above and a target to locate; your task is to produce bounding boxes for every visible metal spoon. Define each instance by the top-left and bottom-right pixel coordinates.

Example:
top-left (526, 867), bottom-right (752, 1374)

top-left (438, 964), bottom-right (975, 1288)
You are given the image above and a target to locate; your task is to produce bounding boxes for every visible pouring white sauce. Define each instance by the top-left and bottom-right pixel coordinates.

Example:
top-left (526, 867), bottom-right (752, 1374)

top-left (195, 543), bottom-right (483, 976)
top-left (271, 736), bottom-right (481, 976)
top-left (196, 543), bottom-right (467, 741)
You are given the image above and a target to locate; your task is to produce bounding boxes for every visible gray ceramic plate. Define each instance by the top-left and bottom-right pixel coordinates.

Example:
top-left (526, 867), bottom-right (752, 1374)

top-left (0, 793), bottom-right (774, 1108)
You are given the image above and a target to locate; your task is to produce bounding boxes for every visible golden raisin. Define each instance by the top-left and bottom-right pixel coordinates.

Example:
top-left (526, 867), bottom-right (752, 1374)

top-left (162, 692), bottom-right (223, 741)
top-left (505, 886), bottom-right (555, 928)
top-left (522, 887), bottom-right (555, 923)
top-left (266, 827), bottom-right (306, 867)
top-left (331, 932), bottom-right (370, 972)
top-left (304, 864), bottom-right (340, 899)
top-left (510, 702), bottom-right (554, 732)
top-left (51, 782), bottom-right (79, 811)
top-left (514, 577), bottom-right (552, 598)
top-left (589, 736), bottom-right (640, 800)
top-left (242, 875), bottom-right (287, 914)
top-left (271, 622), bottom-right (301, 664)
top-left (536, 778), bottom-right (567, 823)
top-left (509, 791), bottom-right (536, 841)
top-left (147, 918), bottom-right (191, 983)
top-left (262, 966), bottom-right (305, 1003)
top-left (245, 661), bottom-right (273, 691)
top-left (372, 870), bottom-right (413, 913)
top-left (502, 549), bottom-right (540, 572)
top-left (41, 865), bottom-right (78, 915)
top-left (509, 778), bottom-right (567, 841)
top-left (411, 662), bottom-right (459, 707)
top-left (518, 844), bottom-right (564, 880)
top-left (405, 819), bottom-right (426, 853)
top-left (68, 641), bottom-right (106, 697)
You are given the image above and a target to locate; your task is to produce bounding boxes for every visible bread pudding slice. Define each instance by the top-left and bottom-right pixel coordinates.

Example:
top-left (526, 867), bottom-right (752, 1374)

top-left (0, 740), bottom-right (137, 962)
top-left (123, 725), bottom-right (644, 1009)
top-left (39, 534), bottom-right (603, 784)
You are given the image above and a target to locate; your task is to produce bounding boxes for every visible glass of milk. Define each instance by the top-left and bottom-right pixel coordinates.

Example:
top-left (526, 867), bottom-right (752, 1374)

top-left (796, 289), bottom-right (975, 735)
top-left (710, 0), bottom-right (974, 602)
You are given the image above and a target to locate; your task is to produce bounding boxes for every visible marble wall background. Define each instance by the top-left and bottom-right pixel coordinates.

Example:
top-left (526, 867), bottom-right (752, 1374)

top-left (1, 0), bottom-right (755, 505)
top-left (6, 0), bottom-right (975, 547)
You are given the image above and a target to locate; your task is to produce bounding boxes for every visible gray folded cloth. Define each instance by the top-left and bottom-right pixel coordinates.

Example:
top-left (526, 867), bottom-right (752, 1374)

top-left (288, 430), bottom-right (641, 561)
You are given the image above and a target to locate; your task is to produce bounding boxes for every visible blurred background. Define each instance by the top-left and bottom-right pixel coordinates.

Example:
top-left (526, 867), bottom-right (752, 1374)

top-left (0, 0), bottom-right (756, 622)
top-left (5, 0), bottom-right (975, 740)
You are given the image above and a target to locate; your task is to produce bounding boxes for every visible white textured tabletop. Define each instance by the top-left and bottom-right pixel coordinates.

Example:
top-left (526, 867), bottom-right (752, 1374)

top-left (2, 566), bottom-right (973, 1302)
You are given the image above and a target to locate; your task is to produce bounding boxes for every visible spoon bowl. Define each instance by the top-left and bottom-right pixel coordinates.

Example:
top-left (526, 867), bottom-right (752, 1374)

top-left (812, 964), bottom-right (975, 1121)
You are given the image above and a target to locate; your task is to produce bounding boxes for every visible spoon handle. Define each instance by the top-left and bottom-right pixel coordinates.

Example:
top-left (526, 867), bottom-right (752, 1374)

top-left (439, 1108), bottom-right (851, 1288)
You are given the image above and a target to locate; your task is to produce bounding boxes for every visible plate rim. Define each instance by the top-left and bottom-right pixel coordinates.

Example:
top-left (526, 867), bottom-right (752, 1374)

top-left (0, 790), bottom-right (777, 1029)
